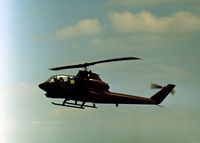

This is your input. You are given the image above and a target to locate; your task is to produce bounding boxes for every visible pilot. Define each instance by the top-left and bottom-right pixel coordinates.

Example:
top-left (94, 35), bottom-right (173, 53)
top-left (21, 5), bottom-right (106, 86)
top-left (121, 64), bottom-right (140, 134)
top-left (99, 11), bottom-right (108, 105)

top-left (54, 77), bottom-right (58, 83)
top-left (66, 77), bottom-right (71, 84)
top-left (59, 77), bottom-right (64, 83)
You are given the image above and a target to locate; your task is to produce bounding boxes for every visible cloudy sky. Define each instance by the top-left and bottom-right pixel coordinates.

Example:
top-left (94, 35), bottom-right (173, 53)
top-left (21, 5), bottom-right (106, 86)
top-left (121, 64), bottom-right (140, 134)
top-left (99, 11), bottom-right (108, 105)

top-left (1, 0), bottom-right (200, 143)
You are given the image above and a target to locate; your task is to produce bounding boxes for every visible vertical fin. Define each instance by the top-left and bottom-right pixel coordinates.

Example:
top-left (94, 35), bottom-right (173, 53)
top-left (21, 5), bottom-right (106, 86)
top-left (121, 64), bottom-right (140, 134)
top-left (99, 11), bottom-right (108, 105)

top-left (150, 84), bottom-right (176, 104)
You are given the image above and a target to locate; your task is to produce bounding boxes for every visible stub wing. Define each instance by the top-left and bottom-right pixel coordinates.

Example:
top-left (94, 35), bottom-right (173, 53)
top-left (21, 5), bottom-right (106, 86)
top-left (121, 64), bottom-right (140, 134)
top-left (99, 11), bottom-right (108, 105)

top-left (89, 84), bottom-right (176, 105)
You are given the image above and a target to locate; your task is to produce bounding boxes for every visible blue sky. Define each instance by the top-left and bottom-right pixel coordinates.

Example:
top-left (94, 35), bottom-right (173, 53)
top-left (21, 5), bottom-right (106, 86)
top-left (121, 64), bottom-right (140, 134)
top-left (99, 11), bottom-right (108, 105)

top-left (1, 0), bottom-right (200, 143)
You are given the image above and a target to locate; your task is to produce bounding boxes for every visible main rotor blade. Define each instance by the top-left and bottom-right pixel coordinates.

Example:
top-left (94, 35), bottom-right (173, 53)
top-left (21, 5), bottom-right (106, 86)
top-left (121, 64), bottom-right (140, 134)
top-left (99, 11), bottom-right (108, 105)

top-left (50, 63), bottom-right (87, 70)
top-left (88, 57), bottom-right (141, 65)
top-left (50, 57), bottom-right (141, 71)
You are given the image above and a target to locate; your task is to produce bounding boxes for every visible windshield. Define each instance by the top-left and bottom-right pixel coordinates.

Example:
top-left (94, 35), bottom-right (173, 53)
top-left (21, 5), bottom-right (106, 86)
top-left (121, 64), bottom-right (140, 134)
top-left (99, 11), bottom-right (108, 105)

top-left (47, 75), bottom-right (74, 83)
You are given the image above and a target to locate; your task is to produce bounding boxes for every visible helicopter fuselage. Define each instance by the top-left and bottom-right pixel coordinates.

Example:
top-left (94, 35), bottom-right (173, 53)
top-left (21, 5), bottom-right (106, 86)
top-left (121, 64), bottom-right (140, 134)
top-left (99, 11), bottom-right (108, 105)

top-left (39, 71), bottom-right (110, 102)
top-left (39, 57), bottom-right (176, 109)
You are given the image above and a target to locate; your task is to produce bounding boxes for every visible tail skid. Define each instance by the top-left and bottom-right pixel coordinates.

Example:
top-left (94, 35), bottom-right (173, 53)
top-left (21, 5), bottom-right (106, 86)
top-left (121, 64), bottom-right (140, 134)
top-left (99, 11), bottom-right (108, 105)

top-left (150, 84), bottom-right (176, 104)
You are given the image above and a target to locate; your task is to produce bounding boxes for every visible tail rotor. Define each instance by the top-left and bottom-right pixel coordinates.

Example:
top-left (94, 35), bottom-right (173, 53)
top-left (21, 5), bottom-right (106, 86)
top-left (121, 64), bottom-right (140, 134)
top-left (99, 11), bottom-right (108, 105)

top-left (150, 83), bottom-right (162, 89)
top-left (151, 83), bottom-right (175, 96)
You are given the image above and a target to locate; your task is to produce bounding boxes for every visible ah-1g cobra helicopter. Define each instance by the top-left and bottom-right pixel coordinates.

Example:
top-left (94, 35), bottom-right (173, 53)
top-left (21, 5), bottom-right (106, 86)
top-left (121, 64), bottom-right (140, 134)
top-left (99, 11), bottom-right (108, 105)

top-left (39, 57), bottom-right (176, 109)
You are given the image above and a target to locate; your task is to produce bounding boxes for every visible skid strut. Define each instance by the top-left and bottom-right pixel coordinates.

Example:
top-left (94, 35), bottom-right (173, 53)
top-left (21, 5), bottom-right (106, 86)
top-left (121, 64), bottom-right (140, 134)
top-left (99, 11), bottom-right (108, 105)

top-left (52, 100), bottom-right (97, 109)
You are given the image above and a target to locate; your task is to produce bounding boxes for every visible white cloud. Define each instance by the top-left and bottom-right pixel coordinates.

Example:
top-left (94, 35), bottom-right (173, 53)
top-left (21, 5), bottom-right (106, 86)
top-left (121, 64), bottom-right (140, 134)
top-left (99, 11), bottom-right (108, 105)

top-left (31, 121), bottom-right (41, 125)
top-left (89, 38), bottom-right (106, 47)
top-left (110, 11), bottom-right (200, 33)
top-left (107, 0), bottom-right (199, 6)
top-left (1, 82), bottom-right (41, 97)
top-left (55, 19), bottom-right (102, 39)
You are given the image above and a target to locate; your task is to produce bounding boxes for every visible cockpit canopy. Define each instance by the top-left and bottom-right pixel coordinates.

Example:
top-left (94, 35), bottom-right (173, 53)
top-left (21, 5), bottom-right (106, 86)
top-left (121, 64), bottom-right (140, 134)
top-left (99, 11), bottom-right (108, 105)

top-left (47, 75), bottom-right (75, 83)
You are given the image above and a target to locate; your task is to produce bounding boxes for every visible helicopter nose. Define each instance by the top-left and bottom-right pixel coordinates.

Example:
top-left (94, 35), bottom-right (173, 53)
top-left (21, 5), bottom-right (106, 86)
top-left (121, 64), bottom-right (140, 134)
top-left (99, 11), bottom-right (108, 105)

top-left (39, 82), bottom-right (48, 91)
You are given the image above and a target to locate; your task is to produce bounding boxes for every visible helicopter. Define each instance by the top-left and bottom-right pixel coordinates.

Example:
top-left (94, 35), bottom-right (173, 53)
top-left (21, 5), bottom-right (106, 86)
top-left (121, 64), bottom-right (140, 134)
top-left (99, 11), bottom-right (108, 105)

top-left (39, 57), bottom-right (176, 109)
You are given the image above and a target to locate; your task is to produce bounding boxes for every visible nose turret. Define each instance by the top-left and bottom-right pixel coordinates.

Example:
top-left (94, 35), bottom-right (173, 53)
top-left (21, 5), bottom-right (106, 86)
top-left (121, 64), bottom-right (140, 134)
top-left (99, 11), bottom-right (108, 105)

top-left (39, 82), bottom-right (48, 91)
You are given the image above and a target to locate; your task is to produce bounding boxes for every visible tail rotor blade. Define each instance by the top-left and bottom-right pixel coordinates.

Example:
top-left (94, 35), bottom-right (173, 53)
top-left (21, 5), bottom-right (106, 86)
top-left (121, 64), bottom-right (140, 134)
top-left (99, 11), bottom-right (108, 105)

top-left (171, 90), bottom-right (176, 96)
top-left (150, 83), bottom-right (163, 89)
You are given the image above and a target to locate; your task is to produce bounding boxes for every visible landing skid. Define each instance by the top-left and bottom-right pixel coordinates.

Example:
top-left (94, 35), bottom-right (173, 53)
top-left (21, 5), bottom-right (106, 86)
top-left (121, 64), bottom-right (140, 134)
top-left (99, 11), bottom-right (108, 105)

top-left (52, 102), bottom-right (85, 109)
top-left (51, 101), bottom-right (97, 109)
